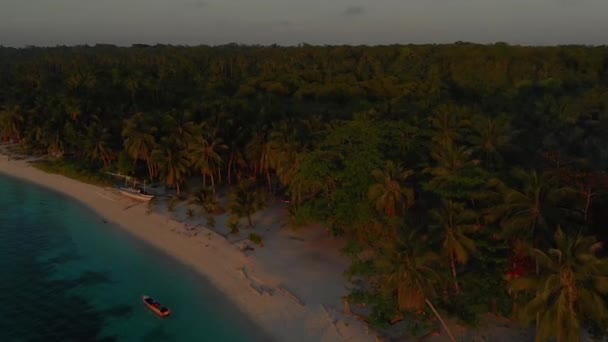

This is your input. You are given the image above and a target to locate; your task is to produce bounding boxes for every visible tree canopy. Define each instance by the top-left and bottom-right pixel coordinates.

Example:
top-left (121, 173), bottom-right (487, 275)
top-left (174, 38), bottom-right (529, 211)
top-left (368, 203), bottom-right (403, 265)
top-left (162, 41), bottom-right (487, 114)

top-left (2, 43), bottom-right (608, 340)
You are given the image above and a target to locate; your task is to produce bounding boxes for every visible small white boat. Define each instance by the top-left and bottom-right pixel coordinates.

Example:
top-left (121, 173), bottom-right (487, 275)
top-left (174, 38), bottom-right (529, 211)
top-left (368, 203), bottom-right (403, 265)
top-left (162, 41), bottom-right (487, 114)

top-left (107, 172), bottom-right (155, 201)
top-left (119, 187), bottom-right (155, 201)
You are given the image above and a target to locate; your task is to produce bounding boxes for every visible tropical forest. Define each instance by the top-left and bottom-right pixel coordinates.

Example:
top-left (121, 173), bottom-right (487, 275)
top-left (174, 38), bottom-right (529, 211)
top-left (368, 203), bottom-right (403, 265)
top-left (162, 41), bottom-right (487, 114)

top-left (2, 43), bottom-right (608, 341)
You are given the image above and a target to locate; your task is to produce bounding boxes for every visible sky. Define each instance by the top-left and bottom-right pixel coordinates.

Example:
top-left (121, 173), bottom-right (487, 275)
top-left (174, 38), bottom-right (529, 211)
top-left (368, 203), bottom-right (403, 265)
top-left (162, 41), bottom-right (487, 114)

top-left (0, 0), bottom-right (607, 47)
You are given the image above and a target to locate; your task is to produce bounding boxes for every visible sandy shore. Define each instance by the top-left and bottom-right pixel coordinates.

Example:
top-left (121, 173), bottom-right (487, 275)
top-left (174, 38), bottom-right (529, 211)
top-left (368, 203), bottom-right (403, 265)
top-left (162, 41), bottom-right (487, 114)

top-left (0, 155), bottom-right (375, 342)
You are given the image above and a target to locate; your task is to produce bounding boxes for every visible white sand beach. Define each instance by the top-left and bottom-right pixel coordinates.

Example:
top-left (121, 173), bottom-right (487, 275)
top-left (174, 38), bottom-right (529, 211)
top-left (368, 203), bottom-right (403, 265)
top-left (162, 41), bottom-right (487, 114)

top-left (0, 154), bottom-right (378, 342)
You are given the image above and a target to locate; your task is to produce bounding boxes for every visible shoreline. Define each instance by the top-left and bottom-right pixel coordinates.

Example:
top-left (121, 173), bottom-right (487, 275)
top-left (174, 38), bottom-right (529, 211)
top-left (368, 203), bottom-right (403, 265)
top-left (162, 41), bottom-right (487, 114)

top-left (0, 154), bottom-right (374, 342)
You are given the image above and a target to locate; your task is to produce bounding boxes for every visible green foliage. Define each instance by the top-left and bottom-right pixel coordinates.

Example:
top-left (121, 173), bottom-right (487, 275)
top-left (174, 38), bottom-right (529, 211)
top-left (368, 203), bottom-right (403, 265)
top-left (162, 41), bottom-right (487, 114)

top-left (455, 235), bottom-right (512, 318)
top-left (287, 205), bottom-right (315, 227)
top-left (227, 216), bottom-right (240, 235)
top-left (190, 187), bottom-right (221, 215)
top-left (205, 215), bottom-right (216, 229)
top-left (186, 207), bottom-right (194, 219)
top-left (32, 160), bottom-right (113, 186)
top-left (510, 228), bottom-right (608, 342)
top-left (439, 295), bottom-right (480, 327)
top-left (346, 289), bottom-right (397, 328)
top-left (293, 116), bottom-right (385, 234)
top-left (116, 151), bottom-right (135, 175)
top-left (167, 196), bottom-right (179, 212)
top-left (4, 44), bottom-right (608, 338)
top-left (248, 233), bottom-right (263, 246)
top-left (227, 179), bottom-right (268, 228)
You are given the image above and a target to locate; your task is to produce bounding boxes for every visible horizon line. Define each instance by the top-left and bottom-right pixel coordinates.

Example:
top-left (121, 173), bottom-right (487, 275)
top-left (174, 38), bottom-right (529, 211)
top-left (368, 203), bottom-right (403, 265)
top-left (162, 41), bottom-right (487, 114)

top-left (2, 41), bottom-right (607, 49)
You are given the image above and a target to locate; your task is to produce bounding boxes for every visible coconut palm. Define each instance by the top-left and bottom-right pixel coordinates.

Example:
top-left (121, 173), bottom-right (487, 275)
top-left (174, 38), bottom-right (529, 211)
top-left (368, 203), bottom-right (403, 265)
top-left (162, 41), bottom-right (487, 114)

top-left (368, 161), bottom-right (415, 217)
top-left (227, 179), bottom-right (267, 228)
top-left (375, 230), bottom-right (456, 342)
top-left (510, 228), bottom-right (608, 342)
top-left (189, 124), bottom-right (228, 195)
top-left (189, 187), bottom-right (220, 215)
top-left (64, 98), bottom-right (82, 122)
top-left (268, 123), bottom-right (305, 189)
top-left (422, 141), bottom-right (482, 201)
top-left (122, 113), bottom-right (158, 180)
top-left (0, 105), bottom-right (23, 142)
top-left (153, 141), bottom-right (190, 196)
top-left (493, 169), bottom-right (568, 243)
top-left (163, 110), bottom-right (196, 149)
top-left (429, 105), bottom-right (469, 147)
top-left (227, 141), bottom-right (247, 184)
top-left (430, 200), bottom-right (479, 294)
top-left (86, 122), bottom-right (115, 167)
top-left (245, 131), bottom-right (273, 191)
top-left (468, 114), bottom-right (512, 169)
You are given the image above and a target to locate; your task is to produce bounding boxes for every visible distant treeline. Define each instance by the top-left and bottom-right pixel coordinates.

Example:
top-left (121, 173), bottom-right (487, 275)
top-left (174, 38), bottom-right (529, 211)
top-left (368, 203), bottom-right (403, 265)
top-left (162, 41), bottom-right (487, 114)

top-left (1, 44), bottom-right (608, 341)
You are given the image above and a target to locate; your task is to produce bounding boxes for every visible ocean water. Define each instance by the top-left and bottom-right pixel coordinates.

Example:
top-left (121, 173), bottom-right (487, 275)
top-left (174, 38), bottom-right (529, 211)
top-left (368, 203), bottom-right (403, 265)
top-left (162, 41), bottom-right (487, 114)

top-left (0, 174), bottom-right (270, 342)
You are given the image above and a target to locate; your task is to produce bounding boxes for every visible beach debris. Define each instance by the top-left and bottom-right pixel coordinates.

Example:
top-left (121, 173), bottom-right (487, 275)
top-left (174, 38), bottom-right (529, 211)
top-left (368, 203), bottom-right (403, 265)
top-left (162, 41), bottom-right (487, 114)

top-left (321, 304), bottom-right (343, 338)
top-left (123, 201), bottom-right (144, 210)
top-left (236, 240), bottom-right (256, 255)
top-left (169, 223), bottom-right (199, 237)
top-left (288, 235), bottom-right (306, 242)
top-left (96, 191), bottom-right (117, 202)
top-left (237, 267), bottom-right (274, 296)
top-left (343, 298), bottom-right (353, 316)
top-left (278, 284), bottom-right (305, 306)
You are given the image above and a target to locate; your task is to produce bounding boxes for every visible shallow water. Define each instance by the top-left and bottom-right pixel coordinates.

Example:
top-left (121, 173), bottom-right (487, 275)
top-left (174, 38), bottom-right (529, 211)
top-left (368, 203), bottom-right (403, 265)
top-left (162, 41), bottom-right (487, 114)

top-left (0, 174), bottom-right (269, 342)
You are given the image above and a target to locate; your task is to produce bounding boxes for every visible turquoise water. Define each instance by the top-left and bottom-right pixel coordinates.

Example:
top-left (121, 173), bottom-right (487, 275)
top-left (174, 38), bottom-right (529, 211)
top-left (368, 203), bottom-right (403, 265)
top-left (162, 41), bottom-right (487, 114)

top-left (0, 174), bottom-right (270, 342)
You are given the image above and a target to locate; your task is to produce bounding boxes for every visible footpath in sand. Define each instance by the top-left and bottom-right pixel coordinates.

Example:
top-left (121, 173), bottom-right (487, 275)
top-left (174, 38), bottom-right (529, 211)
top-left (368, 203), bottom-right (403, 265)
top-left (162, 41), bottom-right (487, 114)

top-left (0, 154), bottom-right (376, 342)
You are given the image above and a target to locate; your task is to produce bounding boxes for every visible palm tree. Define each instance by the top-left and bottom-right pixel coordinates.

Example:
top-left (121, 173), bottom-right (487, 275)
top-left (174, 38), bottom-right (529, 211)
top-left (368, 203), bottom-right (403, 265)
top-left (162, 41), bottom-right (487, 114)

top-left (227, 141), bottom-right (247, 184)
top-left (86, 122), bottom-right (115, 167)
top-left (125, 76), bottom-right (139, 106)
top-left (510, 228), bottom-right (608, 342)
top-left (493, 169), bottom-right (568, 243)
top-left (424, 141), bottom-right (479, 177)
top-left (153, 142), bottom-right (190, 196)
top-left (64, 98), bottom-right (82, 122)
top-left (423, 142), bottom-right (480, 189)
top-left (227, 179), bottom-right (267, 228)
top-left (430, 200), bottom-right (479, 294)
top-left (189, 124), bottom-right (228, 195)
top-left (0, 105), bottom-right (23, 142)
top-left (163, 111), bottom-right (196, 149)
top-left (122, 113), bottom-right (157, 180)
top-left (375, 230), bottom-right (456, 342)
top-left (189, 187), bottom-right (220, 215)
top-left (268, 123), bottom-right (305, 189)
top-left (468, 114), bottom-right (512, 169)
top-left (368, 161), bottom-right (415, 217)
top-left (245, 131), bottom-right (273, 191)
top-left (429, 105), bottom-right (469, 147)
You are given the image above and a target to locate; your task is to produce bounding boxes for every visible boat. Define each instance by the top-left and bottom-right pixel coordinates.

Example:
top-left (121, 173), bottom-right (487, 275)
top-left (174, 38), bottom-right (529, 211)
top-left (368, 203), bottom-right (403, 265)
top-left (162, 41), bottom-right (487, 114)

top-left (119, 186), bottom-right (155, 201)
top-left (107, 172), bottom-right (156, 201)
top-left (142, 295), bottom-right (171, 317)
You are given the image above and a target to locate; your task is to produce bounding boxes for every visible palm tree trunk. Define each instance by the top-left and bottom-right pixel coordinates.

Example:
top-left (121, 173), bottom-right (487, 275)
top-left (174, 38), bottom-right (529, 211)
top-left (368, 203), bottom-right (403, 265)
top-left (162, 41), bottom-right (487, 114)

top-left (247, 213), bottom-right (253, 228)
top-left (211, 174), bottom-right (216, 196)
top-left (176, 182), bottom-right (180, 196)
top-left (267, 170), bottom-right (272, 193)
top-left (450, 254), bottom-right (460, 295)
top-left (426, 299), bottom-right (456, 342)
top-left (584, 191), bottom-right (592, 222)
top-left (146, 158), bottom-right (153, 181)
top-left (228, 156), bottom-right (233, 185)
top-left (217, 166), bottom-right (222, 187)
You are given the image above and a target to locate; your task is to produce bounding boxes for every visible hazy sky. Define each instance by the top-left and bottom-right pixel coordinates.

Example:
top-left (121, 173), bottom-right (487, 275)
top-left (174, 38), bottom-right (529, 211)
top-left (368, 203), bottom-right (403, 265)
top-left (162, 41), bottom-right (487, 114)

top-left (1, 0), bottom-right (607, 46)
